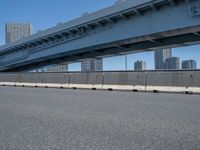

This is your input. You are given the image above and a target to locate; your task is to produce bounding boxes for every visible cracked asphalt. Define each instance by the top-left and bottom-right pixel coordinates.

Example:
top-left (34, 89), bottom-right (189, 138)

top-left (0, 86), bottom-right (200, 150)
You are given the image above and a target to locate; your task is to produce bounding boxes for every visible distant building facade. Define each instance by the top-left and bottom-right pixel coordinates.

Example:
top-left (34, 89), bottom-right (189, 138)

top-left (182, 60), bottom-right (197, 69)
top-left (165, 57), bottom-right (180, 69)
top-left (154, 49), bottom-right (172, 69)
top-left (134, 60), bottom-right (147, 70)
top-left (6, 23), bottom-right (32, 44)
top-left (47, 63), bottom-right (68, 72)
top-left (81, 59), bottom-right (103, 72)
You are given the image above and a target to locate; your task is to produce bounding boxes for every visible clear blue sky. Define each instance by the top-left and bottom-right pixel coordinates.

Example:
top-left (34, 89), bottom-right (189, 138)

top-left (0, 0), bottom-right (199, 70)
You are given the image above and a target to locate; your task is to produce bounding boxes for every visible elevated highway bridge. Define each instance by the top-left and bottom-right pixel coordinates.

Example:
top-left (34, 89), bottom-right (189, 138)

top-left (0, 0), bottom-right (200, 71)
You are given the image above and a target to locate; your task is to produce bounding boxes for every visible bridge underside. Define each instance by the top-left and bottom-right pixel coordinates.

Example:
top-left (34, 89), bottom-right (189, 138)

top-left (0, 0), bottom-right (200, 71)
top-left (4, 27), bottom-right (200, 72)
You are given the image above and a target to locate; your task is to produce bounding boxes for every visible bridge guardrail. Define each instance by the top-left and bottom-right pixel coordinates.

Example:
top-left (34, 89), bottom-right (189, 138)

top-left (146, 71), bottom-right (200, 94)
top-left (68, 72), bottom-right (103, 89)
top-left (0, 71), bottom-right (200, 94)
top-left (0, 73), bottom-right (20, 82)
top-left (102, 72), bottom-right (146, 91)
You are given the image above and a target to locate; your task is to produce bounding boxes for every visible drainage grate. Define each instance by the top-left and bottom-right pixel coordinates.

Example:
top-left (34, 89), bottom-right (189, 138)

top-left (132, 89), bottom-right (138, 92)
top-left (185, 91), bottom-right (193, 95)
top-left (153, 90), bottom-right (159, 93)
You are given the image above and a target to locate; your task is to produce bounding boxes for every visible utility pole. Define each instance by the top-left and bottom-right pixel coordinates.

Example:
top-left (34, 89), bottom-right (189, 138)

top-left (125, 55), bottom-right (128, 70)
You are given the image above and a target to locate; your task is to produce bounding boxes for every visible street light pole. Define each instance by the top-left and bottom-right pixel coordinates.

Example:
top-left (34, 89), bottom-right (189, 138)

top-left (125, 55), bottom-right (127, 70)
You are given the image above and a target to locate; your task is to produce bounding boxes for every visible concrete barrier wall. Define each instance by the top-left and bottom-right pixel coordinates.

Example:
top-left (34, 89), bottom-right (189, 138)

top-left (0, 70), bottom-right (200, 93)
top-left (0, 73), bottom-right (19, 82)
top-left (147, 71), bottom-right (200, 87)
top-left (68, 72), bottom-right (103, 89)
top-left (146, 71), bottom-right (200, 93)
top-left (19, 73), bottom-right (41, 83)
top-left (0, 73), bottom-right (70, 84)
top-left (103, 72), bottom-right (146, 91)
top-left (40, 73), bottom-right (69, 84)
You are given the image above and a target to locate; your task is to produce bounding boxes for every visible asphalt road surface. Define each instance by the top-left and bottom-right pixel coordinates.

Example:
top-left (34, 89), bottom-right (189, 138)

top-left (0, 86), bottom-right (200, 150)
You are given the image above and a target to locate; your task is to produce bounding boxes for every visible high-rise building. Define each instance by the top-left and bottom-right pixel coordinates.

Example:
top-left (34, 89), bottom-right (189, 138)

top-left (5, 23), bottom-right (32, 44)
top-left (134, 60), bottom-right (147, 70)
top-left (154, 49), bottom-right (172, 69)
top-left (165, 57), bottom-right (180, 69)
top-left (47, 63), bottom-right (68, 72)
top-left (182, 60), bottom-right (197, 69)
top-left (81, 58), bottom-right (103, 72)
